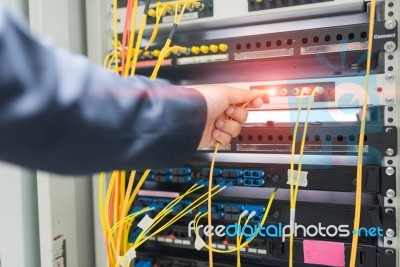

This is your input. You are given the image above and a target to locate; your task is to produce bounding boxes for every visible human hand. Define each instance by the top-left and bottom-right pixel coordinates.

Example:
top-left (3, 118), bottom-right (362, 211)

top-left (192, 85), bottom-right (263, 148)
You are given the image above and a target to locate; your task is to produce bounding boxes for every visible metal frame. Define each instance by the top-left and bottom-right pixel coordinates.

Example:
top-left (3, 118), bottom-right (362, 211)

top-left (86, 0), bottom-right (400, 266)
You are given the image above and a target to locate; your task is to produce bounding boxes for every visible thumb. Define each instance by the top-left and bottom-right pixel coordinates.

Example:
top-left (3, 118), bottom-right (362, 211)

top-left (225, 87), bottom-right (258, 105)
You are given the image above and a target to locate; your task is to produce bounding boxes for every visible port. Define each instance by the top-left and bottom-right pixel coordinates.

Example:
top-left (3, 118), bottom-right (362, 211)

top-left (172, 168), bottom-right (192, 176)
top-left (244, 178), bottom-right (265, 187)
top-left (243, 169), bottom-right (265, 179)
top-left (202, 167), bottom-right (223, 177)
top-left (222, 169), bottom-right (243, 178)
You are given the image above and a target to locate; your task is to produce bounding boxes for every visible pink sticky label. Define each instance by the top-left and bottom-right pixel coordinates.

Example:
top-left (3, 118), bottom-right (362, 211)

top-left (303, 240), bottom-right (345, 267)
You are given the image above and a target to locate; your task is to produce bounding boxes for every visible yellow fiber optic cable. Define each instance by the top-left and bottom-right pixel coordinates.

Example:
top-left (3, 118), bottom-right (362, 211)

top-left (103, 172), bottom-right (119, 266)
top-left (144, 3), bottom-right (168, 52)
top-left (133, 183), bottom-right (204, 246)
top-left (236, 212), bottom-right (252, 267)
top-left (150, 1), bottom-right (189, 80)
top-left (288, 88), bottom-right (319, 267)
top-left (350, 0), bottom-right (376, 266)
top-left (193, 188), bottom-right (278, 254)
top-left (207, 143), bottom-right (219, 267)
top-left (135, 184), bottom-right (226, 247)
top-left (135, 183), bottom-right (222, 244)
top-left (124, 0), bottom-right (139, 76)
top-left (115, 171), bottom-right (136, 260)
top-left (128, 0), bottom-right (151, 76)
top-left (127, 170), bottom-right (151, 209)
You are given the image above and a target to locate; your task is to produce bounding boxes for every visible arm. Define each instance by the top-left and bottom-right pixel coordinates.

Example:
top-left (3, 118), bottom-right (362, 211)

top-left (0, 4), bottom-right (207, 174)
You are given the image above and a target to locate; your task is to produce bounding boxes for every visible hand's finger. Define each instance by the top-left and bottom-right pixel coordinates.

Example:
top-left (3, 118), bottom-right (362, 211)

top-left (225, 87), bottom-right (258, 105)
top-left (225, 106), bottom-right (248, 124)
top-left (213, 129), bottom-right (232, 147)
top-left (246, 97), bottom-right (264, 108)
top-left (215, 119), bottom-right (242, 138)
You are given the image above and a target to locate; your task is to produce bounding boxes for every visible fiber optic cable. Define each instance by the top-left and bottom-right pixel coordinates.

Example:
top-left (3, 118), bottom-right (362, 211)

top-left (123, 0), bottom-right (140, 76)
top-left (127, 170), bottom-right (151, 209)
top-left (134, 182), bottom-right (205, 244)
top-left (120, 0), bottom-right (135, 75)
top-left (128, 0), bottom-right (151, 76)
top-left (288, 88), bottom-right (321, 267)
top-left (150, 1), bottom-right (190, 80)
top-left (103, 172), bottom-right (119, 266)
top-left (115, 171), bottom-right (136, 260)
top-left (143, 3), bottom-right (168, 52)
top-left (134, 184), bottom-right (227, 247)
top-left (237, 211), bottom-right (251, 267)
top-left (350, 0), bottom-right (376, 266)
top-left (194, 188), bottom-right (278, 254)
top-left (135, 183), bottom-right (224, 245)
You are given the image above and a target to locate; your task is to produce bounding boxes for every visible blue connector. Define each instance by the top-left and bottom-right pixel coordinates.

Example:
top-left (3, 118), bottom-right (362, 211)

top-left (214, 177), bottom-right (223, 184)
top-left (217, 181), bottom-right (233, 188)
top-left (251, 215), bottom-right (262, 222)
top-left (225, 178), bottom-right (243, 186)
top-left (243, 170), bottom-right (265, 179)
top-left (141, 261), bottom-right (153, 267)
top-left (212, 202), bottom-right (224, 211)
top-left (225, 181), bottom-right (234, 188)
top-left (244, 204), bottom-right (265, 214)
top-left (222, 169), bottom-right (243, 178)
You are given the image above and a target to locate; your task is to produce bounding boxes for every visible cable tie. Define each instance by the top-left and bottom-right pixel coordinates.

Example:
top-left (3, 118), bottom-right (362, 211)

top-left (137, 214), bottom-right (154, 231)
top-left (118, 247), bottom-right (136, 267)
top-left (195, 233), bottom-right (206, 250)
top-left (289, 208), bottom-right (296, 233)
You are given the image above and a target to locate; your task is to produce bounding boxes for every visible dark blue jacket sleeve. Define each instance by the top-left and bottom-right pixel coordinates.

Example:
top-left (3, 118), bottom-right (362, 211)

top-left (0, 5), bottom-right (207, 174)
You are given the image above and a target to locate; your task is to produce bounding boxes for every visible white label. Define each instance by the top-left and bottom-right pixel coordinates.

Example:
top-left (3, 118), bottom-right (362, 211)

top-left (258, 249), bottom-right (267, 255)
top-left (287, 170), bottom-right (308, 187)
top-left (177, 54), bottom-right (229, 65)
top-left (162, 12), bottom-right (199, 23)
top-left (137, 215), bottom-right (154, 231)
top-left (194, 234), bottom-right (206, 250)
